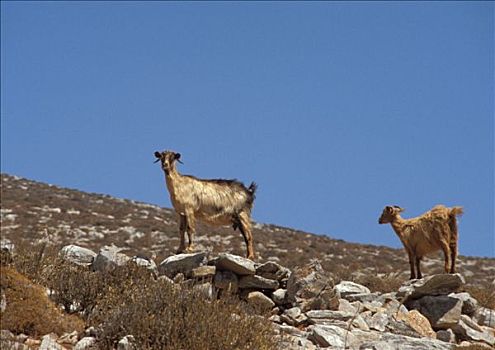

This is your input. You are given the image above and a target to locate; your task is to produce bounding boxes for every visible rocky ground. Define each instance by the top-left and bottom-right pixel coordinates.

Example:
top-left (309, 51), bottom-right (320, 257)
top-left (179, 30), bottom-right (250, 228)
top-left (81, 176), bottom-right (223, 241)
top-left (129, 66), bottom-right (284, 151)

top-left (1, 173), bottom-right (494, 285)
top-left (1, 173), bottom-right (494, 349)
top-left (1, 244), bottom-right (494, 349)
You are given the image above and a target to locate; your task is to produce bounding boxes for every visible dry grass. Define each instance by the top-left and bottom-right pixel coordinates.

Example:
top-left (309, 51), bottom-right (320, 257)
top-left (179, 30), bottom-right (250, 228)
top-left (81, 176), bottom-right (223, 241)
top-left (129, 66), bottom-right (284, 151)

top-left (463, 283), bottom-right (495, 310)
top-left (0, 265), bottom-right (85, 336)
top-left (2, 243), bottom-right (278, 349)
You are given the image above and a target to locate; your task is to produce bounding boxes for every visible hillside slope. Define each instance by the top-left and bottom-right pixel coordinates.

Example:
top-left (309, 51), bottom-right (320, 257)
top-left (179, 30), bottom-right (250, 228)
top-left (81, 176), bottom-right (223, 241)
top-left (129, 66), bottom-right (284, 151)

top-left (1, 173), bottom-right (493, 285)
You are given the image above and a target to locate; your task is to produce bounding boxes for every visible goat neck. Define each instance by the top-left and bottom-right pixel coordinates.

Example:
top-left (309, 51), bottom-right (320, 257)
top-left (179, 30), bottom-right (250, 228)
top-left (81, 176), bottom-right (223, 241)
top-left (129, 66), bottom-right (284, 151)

top-left (164, 163), bottom-right (182, 196)
top-left (389, 215), bottom-right (409, 239)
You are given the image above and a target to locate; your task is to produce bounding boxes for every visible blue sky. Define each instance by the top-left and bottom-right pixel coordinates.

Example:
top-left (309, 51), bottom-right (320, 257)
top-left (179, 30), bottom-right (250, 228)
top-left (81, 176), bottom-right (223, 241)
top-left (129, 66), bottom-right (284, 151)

top-left (1, 2), bottom-right (493, 257)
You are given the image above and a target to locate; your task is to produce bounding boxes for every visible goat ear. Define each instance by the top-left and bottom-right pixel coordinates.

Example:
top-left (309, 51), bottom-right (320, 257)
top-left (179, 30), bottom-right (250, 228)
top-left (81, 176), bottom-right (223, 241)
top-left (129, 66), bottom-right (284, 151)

top-left (395, 206), bottom-right (405, 213)
top-left (386, 206), bottom-right (393, 213)
top-left (154, 151), bottom-right (162, 158)
top-left (174, 153), bottom-right (181, 160)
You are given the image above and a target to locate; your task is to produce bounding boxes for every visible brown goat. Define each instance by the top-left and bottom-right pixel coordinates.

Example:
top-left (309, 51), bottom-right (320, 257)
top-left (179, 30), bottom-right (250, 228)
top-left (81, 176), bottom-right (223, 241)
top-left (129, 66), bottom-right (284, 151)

top-left (154, 150), bottom-right (257, 259)
top-left (378, 205), bottom-right (463, 279)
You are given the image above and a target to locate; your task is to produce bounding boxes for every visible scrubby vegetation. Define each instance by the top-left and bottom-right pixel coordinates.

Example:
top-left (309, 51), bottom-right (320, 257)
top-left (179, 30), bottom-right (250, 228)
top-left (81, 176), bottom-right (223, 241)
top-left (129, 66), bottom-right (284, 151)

top-left (0, 265), bottom-right (84, 336)
top-left (1, 244), bottom-right (278, 349)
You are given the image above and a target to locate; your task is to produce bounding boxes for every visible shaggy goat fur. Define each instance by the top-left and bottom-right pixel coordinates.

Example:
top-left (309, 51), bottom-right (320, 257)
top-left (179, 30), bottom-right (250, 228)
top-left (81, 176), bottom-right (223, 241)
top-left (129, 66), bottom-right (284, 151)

top-left (155, 150), bottom-right (257, 259)
top-left (378, 205), bottom-right (463, 279)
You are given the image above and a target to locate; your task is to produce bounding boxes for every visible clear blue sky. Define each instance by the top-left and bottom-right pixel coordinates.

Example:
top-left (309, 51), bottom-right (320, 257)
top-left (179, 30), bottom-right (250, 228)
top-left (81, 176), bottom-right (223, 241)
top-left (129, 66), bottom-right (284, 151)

top-left (1, 2), bottom-right (493, 257)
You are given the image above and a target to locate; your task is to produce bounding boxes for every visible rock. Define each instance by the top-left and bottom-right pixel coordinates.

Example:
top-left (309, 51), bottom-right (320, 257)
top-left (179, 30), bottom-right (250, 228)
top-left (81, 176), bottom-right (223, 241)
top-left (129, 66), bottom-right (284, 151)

top-left (277, 333), bottom-right (316, 350)
top-left (213, 270), bottom-right (239, 293)
top-left (60, 244), bottom-right (96, 266)
top-left (449, 292), bottom-right (478, 316)
top-left (272, 288), bottom-right (288, 306)
top-left (0, 330), bottom-right (15, 341)
top-left (308, 325), bottom-right (355, 348)
top-left (305, 310), bottom-right (368, 330)
top-left (436, 329), bottom-right (456, 343)
top-left (388, 320), bottom-right (424, 339)
top-left (255, 261), bottom-right (290, 281)
top-left (339, 298), bottom-right (359, 314)
top-left (84, 327), bottom-right (98, 338)
top-left (275, 323), bottom-right (306, 337)
top-left (117, 335), bottom-right (137, 350)
top-left (306, 309), bottom-right (354, 320)
top-left (40, 334), bottom-right (64, 350)
top-left (408, 295), bottom-right (462, 329)
top-left (74, 337), bottom-right (97, 350)
top-left (335, 281), bottom-right (371, 298)
top-left (452, 315), bottom-right (495, 346)
top-left (58, 330), bottom-right (79, 345)
top-left (397, 274), bottom-right (465, 302)
top-left (281, 306), bottom-right (308, 326)
top-left (238, 275), bottom-right (279, 290)
top-left (346, 292), bottom-right (382, 303)
top-left (1, 291), bottom-right (6, 312)
top-left (360, 333), bottom-right (455, 350)
top-left (92, 246), bottom-right (131, 272)
top-left (191, 265), bottom-right (216, 278)
top-left (286, 260), bottom-right (339, 312)
top-left (247, 291), bottom-right (275, 310)
top-left (369, 311), bottom-right (389, 331)
top-left (158, 252), bottom-right (207, 278)
top-left (131, 256), bottom-right (157, 273)
top-left (397, 310), bottom-right (436, 338)
top-left (474, 307), bottom-right (495, 328)
top-left (215, 253), bottom-right (256, 275)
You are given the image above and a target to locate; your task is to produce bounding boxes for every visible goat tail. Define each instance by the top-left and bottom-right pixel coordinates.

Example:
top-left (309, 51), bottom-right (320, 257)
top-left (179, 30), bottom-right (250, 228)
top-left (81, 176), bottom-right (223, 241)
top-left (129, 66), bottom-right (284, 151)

top-left (448, 206), bottom-right (463, 248)
top-left (246, 182), bottom-right (257, 206)
top-left (248, 182), bottom-right (257, 195)
top-left (451, 206), bottom-right (464, 217)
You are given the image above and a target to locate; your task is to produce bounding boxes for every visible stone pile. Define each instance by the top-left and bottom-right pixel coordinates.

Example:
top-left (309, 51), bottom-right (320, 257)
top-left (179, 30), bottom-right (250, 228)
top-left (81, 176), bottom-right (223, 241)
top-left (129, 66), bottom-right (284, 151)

top-left (1, 244), bottom-right (494, 350)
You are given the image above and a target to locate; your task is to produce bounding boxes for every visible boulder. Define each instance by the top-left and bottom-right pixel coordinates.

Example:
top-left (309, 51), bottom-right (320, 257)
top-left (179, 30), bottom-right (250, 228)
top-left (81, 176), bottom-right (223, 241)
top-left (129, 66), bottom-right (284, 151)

top-left (238, 275), bottom-right (279, 290)
top-left (397, 309), bottom-right (436, 338)
top-left (255, 261), bottom-right (290, 281)
top-left (280, 307), bottom-right (308, 327)
top-left (247, 291), bottom-right (276, 310)
top-left (39, 334), bottom-right (64, 350)
top-left (131, 256), bottom-right (157, 274)
top-left (308, 325), bottom-right (355, 348)
top-left (158, 252), bottom-right (207, 278)
top-left (191, 265), bottom-right (216, 278)
top-left (335, 281), bottom-right (371, 298)
top-left (60, 244), bottom-right (96, 266)
top-left (436, 329), bottom-right (456, 343)
top-left (74, 337), bottom-right (97, 350)
top-left (449, 292), bottom-right (478, 316)
top-left (117, 335), bottom-right (137, 350)
top-left (452, 314), bottom-right (495, 346)
top-left (346, 292), bottom-right (382, 303)
top-left (408, 295), bottom-right (462, 330)
top-left (272, 288), bottom-right (288, 306)
top-left (286, 260), bottom-right (339, 312)
top-left (397, 274), bottom-right (465, 302)
top-left (360, 333), bottom-right (455, 350)
top-left (92, 246), bottom-right (130, 272)
top-left (339, 298), bottom-right (359, 314)
top-left (474, 307), bottom-right (495, 328)
top-left (369, 311), bottom-right (389, 332)
top-left (215, 253), bottom-right (256, 275)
